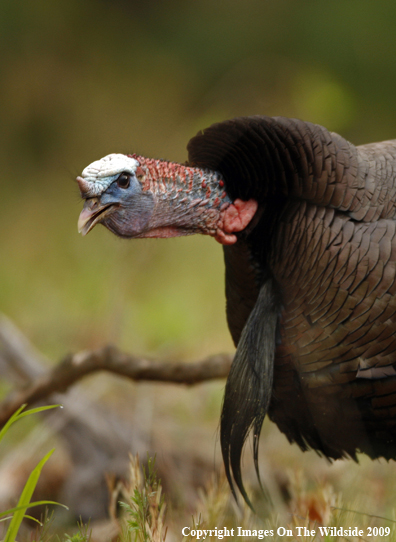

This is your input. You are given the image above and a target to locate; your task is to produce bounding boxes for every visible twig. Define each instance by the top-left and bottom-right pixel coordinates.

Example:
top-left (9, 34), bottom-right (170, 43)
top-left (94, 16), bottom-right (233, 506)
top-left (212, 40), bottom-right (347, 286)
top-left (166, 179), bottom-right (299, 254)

top-left (0, 343), bottom-right (232, 427)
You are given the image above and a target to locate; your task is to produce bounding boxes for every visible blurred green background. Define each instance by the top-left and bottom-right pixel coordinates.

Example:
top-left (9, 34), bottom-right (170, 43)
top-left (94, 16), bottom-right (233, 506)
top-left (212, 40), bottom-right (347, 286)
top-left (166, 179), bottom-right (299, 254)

top-left (2, 0), bottom-right (396, 364)
top-left (2, 0), bottom-right (396, 527)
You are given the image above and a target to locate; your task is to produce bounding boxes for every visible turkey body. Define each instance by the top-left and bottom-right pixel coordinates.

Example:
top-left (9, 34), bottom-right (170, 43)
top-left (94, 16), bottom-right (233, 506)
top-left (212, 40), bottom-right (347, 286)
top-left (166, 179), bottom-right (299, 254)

top-left (78, 116), bottom-right (396, 502)
top-left (189, 117), bottom-right (396, 457)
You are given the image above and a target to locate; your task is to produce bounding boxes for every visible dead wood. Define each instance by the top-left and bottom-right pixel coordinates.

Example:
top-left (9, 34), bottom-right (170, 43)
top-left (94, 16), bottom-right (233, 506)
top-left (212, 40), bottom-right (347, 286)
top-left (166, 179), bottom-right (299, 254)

top-left (0, 336), bottom-right (232, 427)
top-left (0, 313), bottom-right (232, 519)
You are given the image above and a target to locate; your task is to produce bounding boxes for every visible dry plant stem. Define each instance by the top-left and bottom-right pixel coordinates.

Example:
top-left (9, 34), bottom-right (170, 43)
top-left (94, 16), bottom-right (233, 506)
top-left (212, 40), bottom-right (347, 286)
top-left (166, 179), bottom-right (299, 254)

top-left (0, 344), bottom-right (233, 426)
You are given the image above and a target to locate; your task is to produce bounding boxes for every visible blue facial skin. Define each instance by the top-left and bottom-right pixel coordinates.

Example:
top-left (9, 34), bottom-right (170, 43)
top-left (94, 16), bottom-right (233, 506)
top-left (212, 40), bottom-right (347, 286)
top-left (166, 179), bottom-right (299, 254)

top-left (97, 173), bottom-right (155, 238)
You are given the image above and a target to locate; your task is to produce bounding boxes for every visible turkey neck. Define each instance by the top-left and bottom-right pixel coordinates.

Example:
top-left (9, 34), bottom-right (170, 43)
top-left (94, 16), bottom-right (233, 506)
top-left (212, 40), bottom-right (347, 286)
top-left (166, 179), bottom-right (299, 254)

top-left (133, 155), bottom-right (233, 237)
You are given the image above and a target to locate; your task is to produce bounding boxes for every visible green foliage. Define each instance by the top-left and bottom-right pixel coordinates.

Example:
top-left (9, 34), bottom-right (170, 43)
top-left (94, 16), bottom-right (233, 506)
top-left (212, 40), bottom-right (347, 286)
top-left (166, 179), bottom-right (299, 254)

top-left (0, 404), bottom-right (61, 445)
top-left (61, 519), bottom-right (91, 542)
top-left (30, 509), bottom-right (55, 542)
top-left (0, 404), bottom-right (67, 542)
top-left (118, 454), bottom-right (167, 542)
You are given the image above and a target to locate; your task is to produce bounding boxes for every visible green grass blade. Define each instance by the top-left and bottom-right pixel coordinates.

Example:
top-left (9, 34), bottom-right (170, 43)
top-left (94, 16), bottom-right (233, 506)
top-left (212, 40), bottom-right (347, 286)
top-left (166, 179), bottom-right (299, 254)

top-left (0, 404), bottom-right (61, 444)
top-left (15, 404), bottom-right (62, 420)
top-left (4, 448), bottom-right (55, 542)
top-left (22, 515), bottom-right (42, 525)
top-left (0, 500), bottom-right (68, 519)
top-left (0, 404), bottom-right (27, 444)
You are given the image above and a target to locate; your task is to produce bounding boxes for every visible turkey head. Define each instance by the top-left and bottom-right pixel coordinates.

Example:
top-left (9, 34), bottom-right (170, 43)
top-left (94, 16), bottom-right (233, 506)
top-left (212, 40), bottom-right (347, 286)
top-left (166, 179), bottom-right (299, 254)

top-left (77, 152), bottom-right (257, 245)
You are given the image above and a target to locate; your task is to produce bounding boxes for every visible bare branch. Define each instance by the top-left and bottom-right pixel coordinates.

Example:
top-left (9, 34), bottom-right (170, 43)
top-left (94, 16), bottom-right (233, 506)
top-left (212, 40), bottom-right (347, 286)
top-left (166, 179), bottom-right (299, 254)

top-left (0, 340), bottom-right (233, 427)
top-left (0, 314), bottom-right (232, 517)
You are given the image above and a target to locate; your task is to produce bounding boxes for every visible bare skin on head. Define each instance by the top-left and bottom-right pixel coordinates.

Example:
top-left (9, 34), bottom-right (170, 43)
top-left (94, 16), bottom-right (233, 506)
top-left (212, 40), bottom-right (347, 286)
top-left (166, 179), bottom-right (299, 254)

top-left (77, 153), bottom-right (258, 244)
top-left (215, 199), bottom-right (258, 245)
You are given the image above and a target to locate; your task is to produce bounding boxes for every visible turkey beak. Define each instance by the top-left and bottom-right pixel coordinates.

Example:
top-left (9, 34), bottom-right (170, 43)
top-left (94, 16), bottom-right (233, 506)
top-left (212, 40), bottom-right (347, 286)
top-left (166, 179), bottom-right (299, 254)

top-left (78, 198), bottom-right (116, 236)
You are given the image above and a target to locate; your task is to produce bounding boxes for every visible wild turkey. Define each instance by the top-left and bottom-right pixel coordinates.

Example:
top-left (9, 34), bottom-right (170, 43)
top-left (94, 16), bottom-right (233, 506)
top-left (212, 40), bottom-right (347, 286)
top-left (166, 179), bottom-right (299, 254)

top-left (77, 116), bottom-right (396, 504)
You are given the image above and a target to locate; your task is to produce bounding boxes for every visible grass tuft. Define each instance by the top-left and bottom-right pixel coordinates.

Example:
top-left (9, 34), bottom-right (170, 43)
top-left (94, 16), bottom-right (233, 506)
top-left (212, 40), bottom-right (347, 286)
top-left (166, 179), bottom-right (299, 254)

top-left (116, 454), bottom-right (167, 542)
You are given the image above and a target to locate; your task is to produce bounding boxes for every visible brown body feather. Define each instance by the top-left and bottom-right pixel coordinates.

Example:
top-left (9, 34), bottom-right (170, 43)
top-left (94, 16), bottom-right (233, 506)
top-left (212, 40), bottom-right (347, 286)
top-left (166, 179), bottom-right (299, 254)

top-left (188, 117), bottom-right (396, 496)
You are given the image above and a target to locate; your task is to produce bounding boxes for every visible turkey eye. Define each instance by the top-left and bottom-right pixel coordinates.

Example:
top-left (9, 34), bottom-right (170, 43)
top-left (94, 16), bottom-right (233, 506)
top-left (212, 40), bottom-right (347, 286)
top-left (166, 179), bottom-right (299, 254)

top-left (117, 173), bottom-right (131, 189)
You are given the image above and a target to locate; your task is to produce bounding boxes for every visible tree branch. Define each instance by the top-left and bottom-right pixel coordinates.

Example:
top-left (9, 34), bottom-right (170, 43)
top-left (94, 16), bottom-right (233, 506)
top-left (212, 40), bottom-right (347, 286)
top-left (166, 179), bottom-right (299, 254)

top-left (0, 340), bottom-right (233, 427)
top-left (0, 314), bottom-right (233, 517)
